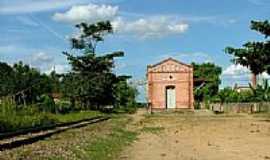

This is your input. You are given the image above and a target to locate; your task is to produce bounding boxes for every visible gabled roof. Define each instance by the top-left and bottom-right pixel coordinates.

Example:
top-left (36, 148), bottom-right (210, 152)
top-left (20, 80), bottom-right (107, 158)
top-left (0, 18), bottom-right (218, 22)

top-left (148, 57), bottom-right (192, 68)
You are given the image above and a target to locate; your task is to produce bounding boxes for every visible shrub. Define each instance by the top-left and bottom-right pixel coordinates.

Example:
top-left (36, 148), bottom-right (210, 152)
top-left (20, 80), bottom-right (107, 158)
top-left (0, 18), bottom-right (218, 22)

top-left (211, 87), bottom-right (254, 103)
top-left (55, 100), bottom-right (73, 114)
top-left (0, 98), bottom-right (57, 133)
top-left (124, 101), bottom-right (137, 114)
top-left (38, 94), bottom-right (56, 113)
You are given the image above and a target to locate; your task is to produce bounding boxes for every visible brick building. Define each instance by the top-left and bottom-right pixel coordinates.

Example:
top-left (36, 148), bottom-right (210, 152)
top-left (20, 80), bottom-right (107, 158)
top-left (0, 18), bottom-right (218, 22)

top-left (147, 58), bottom-right (194, 111)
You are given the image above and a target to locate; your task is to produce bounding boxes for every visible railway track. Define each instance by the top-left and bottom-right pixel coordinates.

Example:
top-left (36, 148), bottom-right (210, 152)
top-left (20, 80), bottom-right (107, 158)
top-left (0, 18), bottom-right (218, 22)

top-left (0, 116), bottom-right (110, 151)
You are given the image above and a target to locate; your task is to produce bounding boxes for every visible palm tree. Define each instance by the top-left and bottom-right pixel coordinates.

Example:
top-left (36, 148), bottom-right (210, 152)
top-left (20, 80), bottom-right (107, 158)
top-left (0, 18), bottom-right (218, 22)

top-left (249, 80), bottom-right (270, 102)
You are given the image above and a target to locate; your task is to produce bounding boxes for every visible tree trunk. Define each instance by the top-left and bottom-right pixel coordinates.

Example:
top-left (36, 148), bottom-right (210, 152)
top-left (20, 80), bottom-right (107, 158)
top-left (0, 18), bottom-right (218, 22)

top-left (251, 73), bottom-right (257, 88)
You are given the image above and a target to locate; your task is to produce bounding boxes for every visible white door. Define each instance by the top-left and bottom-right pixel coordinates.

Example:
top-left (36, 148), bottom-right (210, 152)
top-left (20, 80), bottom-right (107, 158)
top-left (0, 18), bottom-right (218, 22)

top-left (166, 87), bottom-right (176, 109)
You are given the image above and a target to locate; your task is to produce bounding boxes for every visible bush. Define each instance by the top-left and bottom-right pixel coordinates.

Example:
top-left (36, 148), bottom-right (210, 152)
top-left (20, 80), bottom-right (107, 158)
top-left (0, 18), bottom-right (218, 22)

top-left (38, 95), bottom-right (56, 113)
top-left (55, 100), bottom-right (73, 114)
top-left (210, 87), bottom-right (254, 103)
top-left (0, 98), bottom-right (57, 133)
top-left (121, 101), bottom-right (137, 114)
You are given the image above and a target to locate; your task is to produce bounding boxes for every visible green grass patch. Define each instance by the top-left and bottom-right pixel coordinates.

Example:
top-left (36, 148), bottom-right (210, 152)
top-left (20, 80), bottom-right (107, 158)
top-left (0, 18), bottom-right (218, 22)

top-left (86, 128), bottom-right (137, 160)
top-left (71, 116), bottom-right (138, 160)
top-left (141, 126), bottom-right (164, 134)
top-left (0, 115), bottom-right (138, 160)
top-left (0, 103), bottom-right (57, 133)
top-left (54, 111), bottom-right (103, 123)
top-left (0, 99), bottom-right (103, 133)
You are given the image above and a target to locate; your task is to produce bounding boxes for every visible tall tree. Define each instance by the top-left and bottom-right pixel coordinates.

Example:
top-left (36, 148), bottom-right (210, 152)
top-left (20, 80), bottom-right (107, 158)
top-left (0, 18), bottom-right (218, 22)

top-left (0, 61), bottom-right (54, 104)
top-left (0, 62), bottom-right (14, 97)
top-left (192, 62), bottom-right (222, 102)
top-left (63, 21), bottom-right (125, 109)
top-left (114, 80), bottom-right (138, 108)
top-left (225, 20), bottom-right (270, 87)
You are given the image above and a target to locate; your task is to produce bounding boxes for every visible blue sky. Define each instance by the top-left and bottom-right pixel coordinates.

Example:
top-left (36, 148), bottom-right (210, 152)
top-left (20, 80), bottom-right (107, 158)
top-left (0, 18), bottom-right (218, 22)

top-left (0, 0), bottom-right (270, 101)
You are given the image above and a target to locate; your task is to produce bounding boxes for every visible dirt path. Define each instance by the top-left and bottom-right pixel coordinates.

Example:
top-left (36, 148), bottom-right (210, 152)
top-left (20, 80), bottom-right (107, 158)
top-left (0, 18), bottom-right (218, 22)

top-left (121, 112), bottom-right (270, 160)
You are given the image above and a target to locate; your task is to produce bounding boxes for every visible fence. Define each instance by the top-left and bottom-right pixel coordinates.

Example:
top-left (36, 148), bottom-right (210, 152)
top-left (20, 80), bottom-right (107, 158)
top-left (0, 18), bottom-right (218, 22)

top-left (207, 102), bottom-right (270, 113)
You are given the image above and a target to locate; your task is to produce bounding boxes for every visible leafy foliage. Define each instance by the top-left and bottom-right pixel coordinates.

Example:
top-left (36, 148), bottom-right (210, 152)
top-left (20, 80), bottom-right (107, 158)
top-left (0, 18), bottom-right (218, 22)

top-left (0, 98), bottom-right (57, 133)
top-left (38, 94), bottom-right (57, 113)
top-left (62, 21), bottom-right (136, 110)
top-left (0, 21), bottom-right (139, 133)
top-left (211, 80), bottom-right (270, 103)
top-left (250, 80), bottom-right (270, 102)
top-left (192, 62), bottom-right (222, 102)
top-left (214, 87), bottom-right (253, 103)
top-left (114, 80), bottom-right (138, 108)
top-left (0, 97), bottom-right (102, 133)
top-left (0, 62), bottom-right (14, 96)
top-left (225, 42), bottom-right (265, 75)
top-left (225, 20), bottom-right (270, 85)
top-left (71, 21), bottom-right (113, 52)
top-left (251, 20), bottom-right (270, 38)
top-left (0, 61), bottom-right (57, 105)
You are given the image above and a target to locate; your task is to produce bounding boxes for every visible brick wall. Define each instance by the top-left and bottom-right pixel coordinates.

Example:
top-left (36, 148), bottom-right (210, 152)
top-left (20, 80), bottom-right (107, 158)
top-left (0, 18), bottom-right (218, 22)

top-left (147, 58), bottom-right (194, 110)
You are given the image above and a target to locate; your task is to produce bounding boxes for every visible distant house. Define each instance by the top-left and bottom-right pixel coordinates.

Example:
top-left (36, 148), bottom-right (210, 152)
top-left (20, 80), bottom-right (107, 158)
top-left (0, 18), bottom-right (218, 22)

top-left (147, 58), bottom-right (194, 111)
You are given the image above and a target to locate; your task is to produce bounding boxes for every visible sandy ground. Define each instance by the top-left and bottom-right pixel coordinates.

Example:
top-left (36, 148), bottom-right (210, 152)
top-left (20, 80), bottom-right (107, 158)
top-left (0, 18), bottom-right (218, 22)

top-left (121, 110), bottom-right (270, 160)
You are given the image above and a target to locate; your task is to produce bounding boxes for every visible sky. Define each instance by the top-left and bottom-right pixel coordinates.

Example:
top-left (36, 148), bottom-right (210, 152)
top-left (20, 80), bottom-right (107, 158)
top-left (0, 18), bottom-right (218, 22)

top-left (0, 0), bottom-right (270, 101)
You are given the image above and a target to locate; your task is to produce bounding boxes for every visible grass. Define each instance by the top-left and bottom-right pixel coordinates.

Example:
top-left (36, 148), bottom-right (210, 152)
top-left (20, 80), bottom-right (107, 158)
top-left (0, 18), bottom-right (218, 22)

top-left (85, 128), bottom-right (137, 160)
top-left (141, 126), bottom-right (164, 134)
top-left (0, 115), bottom-right (138, 160)
top-left (53, 110), bottom-right (103, 123)
top-left (0, 103), bottom-right (57, 133)
top-left (71, 116), bottom-right (138, 160)
top-left (0, 99), bottom-right (104, 133)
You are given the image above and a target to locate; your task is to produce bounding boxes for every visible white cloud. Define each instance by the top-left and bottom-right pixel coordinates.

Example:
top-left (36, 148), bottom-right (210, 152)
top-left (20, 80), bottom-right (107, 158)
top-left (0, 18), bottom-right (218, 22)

top-left (53, 3), bottom-right (189, 38)
top-left (0, 0), bottom-right (89, 14)
top-left (45, 64), bottom-right (70, 74)
top-left (27, 52), bottom-right (71, 74)
top-left (53, 3), bottom-right (119, 24)
top-left (112, 16), bottom-right (188, 38)
top-left (31, 52), bottom-right (54, 64)
top-left (221, 64), bottom-right (270, 88)
top-left (0, 0), bottom-right (128, 14)
top-left (222, 64), bottom-right (250, 76)
top-left (259, 72), bottom-right (270, 79)
top-left (220, 64), bottom-right (250, 88)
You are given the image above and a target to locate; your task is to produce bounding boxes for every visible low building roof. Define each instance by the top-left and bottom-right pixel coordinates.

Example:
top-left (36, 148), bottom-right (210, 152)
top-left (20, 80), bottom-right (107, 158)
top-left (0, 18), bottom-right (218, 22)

top-left (148, 57), bottom-right (192, 68)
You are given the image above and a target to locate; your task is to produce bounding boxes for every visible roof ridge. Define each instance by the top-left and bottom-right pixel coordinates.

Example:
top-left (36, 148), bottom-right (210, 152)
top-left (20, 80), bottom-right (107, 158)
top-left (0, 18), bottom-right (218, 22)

top-left (149, 57), bottom-right (192, 68)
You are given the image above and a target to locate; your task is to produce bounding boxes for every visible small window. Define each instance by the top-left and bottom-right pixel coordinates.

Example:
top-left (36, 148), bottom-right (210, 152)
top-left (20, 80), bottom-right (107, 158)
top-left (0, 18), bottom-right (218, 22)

top-left (169, 75), bottom-right (173, 79)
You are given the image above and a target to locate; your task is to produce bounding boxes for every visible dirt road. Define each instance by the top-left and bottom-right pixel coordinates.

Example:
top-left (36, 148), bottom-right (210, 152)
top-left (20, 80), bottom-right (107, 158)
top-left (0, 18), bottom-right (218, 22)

top-left (121, 111), bottom-right (270, 160)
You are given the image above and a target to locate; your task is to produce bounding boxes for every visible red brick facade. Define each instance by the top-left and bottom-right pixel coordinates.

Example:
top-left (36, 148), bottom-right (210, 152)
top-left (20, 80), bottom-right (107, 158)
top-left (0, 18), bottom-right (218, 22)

top-left (147, 58), bottom-right (194, 111)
